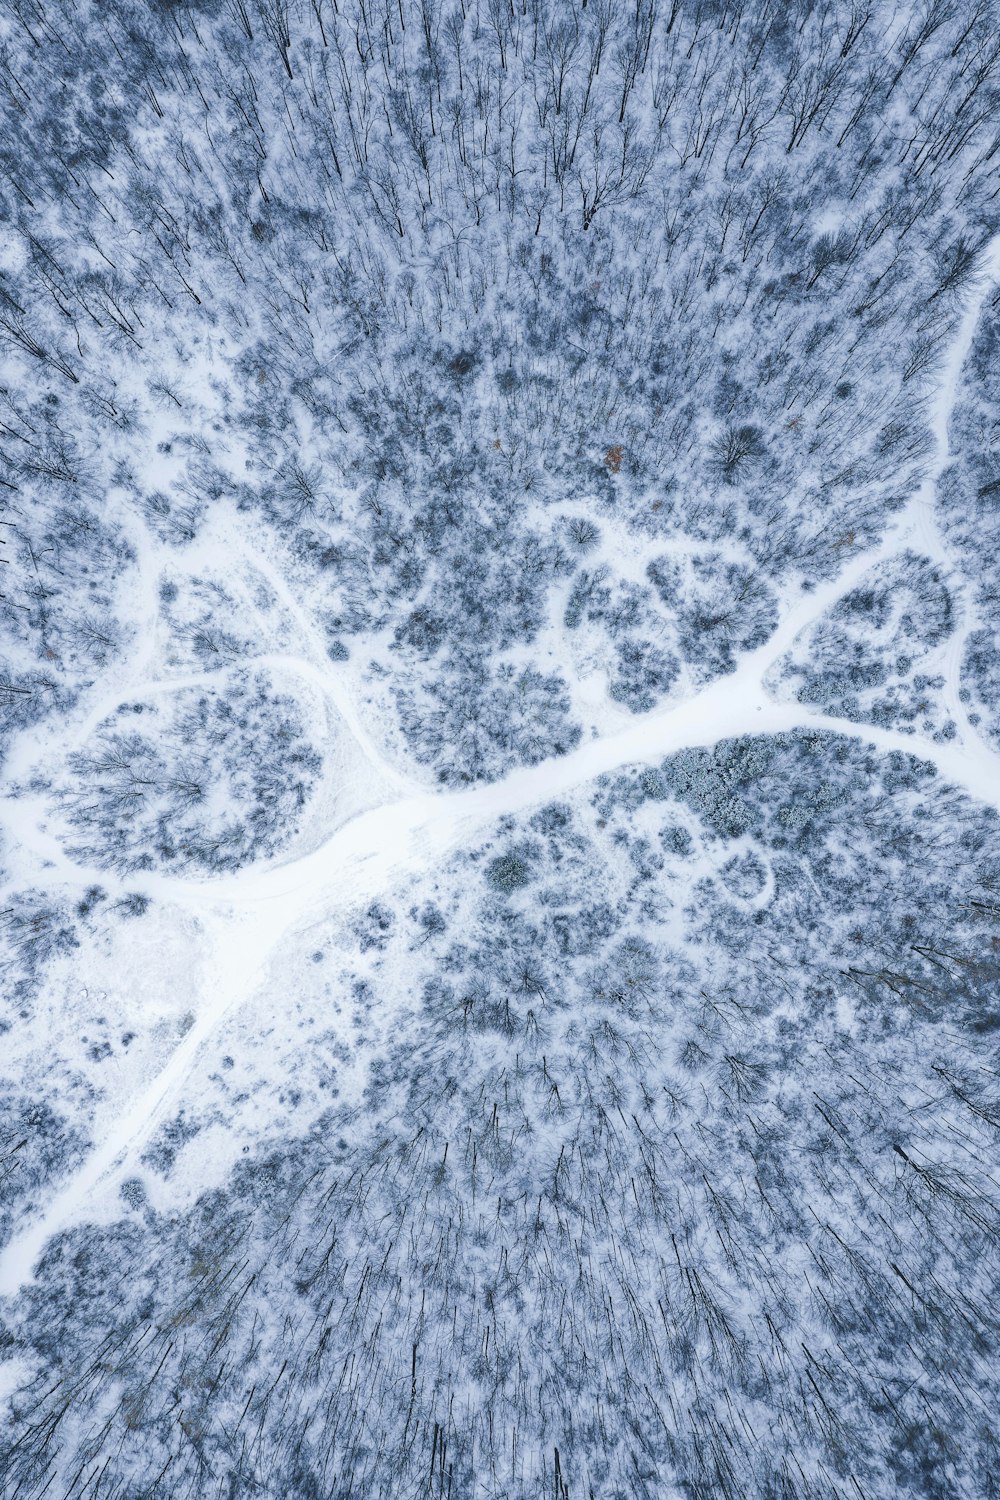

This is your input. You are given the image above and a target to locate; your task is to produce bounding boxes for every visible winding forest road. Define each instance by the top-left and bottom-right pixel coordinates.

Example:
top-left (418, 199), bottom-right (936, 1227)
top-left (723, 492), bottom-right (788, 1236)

top-left (2, 239), bottom-right (999, 1301)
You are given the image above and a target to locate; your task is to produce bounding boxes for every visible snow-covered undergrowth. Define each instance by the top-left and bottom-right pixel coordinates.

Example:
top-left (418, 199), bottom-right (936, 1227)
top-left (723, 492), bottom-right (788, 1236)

top-left (2, 2), bottom-right (1000, 1497)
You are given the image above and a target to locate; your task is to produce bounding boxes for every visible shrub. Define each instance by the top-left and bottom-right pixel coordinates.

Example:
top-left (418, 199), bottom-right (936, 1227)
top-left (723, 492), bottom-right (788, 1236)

top-left (486, 851), bottom-right (531, 893)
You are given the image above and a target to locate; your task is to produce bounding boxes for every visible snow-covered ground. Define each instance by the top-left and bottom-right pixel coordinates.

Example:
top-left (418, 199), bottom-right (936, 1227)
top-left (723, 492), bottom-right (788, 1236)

top-left (5, 9), bottom-right (1000, 1497)
top-left (2, 236), bottom-right (998, 1300)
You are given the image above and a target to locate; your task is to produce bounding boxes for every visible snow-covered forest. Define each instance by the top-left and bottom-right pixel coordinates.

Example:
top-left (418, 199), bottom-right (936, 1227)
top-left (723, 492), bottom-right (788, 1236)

top-left (1, 0), bottom-right (1000, 1495)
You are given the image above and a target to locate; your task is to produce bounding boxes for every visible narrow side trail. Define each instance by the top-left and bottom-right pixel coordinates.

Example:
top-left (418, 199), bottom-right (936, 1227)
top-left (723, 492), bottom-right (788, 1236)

top-left (907, 236), bottom-right (1000, 751)
top-left (2, 241), bottom-right (1000, 1303)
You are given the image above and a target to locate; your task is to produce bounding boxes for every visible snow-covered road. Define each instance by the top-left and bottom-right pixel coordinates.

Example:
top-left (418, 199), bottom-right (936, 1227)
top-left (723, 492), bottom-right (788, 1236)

top-left (2, 237), bottom-right (999, 1302)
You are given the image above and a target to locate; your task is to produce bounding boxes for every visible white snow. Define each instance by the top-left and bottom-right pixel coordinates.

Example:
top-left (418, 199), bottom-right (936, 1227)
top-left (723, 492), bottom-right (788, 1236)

top-left (2, 235), bottom-right (999, 1303)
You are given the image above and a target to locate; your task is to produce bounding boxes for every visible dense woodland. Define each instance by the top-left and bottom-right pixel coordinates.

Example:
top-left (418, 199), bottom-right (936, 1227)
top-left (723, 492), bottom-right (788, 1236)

top-left (2, 0), bottom-right (1000, 1497)
top-left (3, 0), bottom-right (1000, 779)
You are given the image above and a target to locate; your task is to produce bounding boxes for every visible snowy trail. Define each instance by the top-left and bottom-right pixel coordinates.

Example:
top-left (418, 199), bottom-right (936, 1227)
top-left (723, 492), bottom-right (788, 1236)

top-left (3, 238), bottom-right (1000, 1302)
top-left (155, 672), bottom-right (1000, 919)
top-left (0, 911), bottom-right (285, 1301)
top-left (4, 691), bottom-right (997, 1302)
top-left (233, 534), bottom-right (417, 798)
top-left (906, 236), bottom-right (1000, 755)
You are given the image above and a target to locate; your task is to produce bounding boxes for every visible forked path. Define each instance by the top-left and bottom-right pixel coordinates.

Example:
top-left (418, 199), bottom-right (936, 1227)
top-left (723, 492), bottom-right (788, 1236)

top-left (2, 240), bottom-right (999, 1302)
